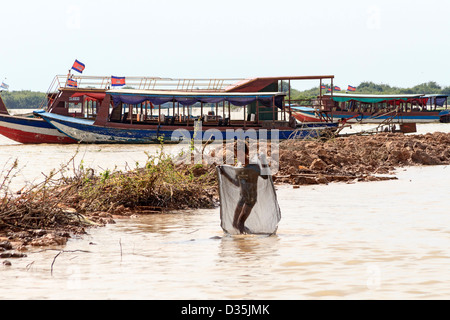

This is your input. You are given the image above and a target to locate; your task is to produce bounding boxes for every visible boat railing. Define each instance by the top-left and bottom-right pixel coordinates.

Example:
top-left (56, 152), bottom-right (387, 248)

top-left (51, 75), bottom-right (243, 92)
top-left (37, 75), bottom-right (244, 110)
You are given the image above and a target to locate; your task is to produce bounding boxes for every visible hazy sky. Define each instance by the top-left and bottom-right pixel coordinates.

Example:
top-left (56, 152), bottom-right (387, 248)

top-left (1, 0), bottom-right (449, 92)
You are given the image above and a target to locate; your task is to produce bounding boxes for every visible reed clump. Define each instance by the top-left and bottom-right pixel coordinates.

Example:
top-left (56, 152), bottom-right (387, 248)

top-left (70, 150), bottom-right (218, 214)
top-left (0, 147), bottom-right (218, 241)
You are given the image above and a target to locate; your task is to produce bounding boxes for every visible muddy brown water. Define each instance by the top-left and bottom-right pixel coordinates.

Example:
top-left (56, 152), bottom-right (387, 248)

top-left (1, 123), bottom-right (450, 299)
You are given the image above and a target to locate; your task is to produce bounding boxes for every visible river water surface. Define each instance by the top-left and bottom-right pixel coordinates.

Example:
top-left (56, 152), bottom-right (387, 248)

top-left (1, 123), bottom-right (450, 299)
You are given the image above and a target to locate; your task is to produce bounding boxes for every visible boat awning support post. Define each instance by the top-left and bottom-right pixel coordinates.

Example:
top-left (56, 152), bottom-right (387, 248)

top-left (216, 102), bottom-right (218, 123)
top-left (158, 104), bottom-right (161, 125)
top-left (130, 104), bottom-right (133, 124)
top-left (244, 103), bottom-right (246, 129)
top-left (93, 94), bottom-right (111, 126)
top-left (272, 96), bottom-right (275, 126)
top-left (228, 101), bottom-right (231, 126)
top-left (256, 99), bottom-right (259, 124)
top-left (288, 80), bottom-right (291, 107)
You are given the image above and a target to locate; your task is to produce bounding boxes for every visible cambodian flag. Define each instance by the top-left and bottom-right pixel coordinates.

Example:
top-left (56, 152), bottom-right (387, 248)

top-left (111, 76), bottom-right (126, 87)
top-left (321, 85), bottom-right (326, 90)
top-left (0, 82), bottom-right (9, 90)
top-left (72, 59), bottom-right (85, 73)
top-left (334, 86), bottom-right (341, 91)
top-left (347, 85), bottom-right (356, 92)
top-left (67, 78), bottom-right (78, 87)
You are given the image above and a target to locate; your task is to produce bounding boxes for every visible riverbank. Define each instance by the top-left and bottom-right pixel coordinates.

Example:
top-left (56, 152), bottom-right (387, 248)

top-left (1, 131), bottom-right (450, 257)
top-left (275, 131), bottom-right (450, 185)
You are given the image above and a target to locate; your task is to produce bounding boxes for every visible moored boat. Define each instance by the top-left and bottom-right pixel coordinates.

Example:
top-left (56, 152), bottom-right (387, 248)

top-left (0, 91), bottom-right (79, 144)
top-left (0, 76), bottom-right (107, 144)
top-left (299, 93), bottom-right (449, 124)
top-left (291, 106), bottom-right (323, 123)
top-left (34, 89), bottom-right (338, 144)
top-left (0, 112), bottom-right (77, 144)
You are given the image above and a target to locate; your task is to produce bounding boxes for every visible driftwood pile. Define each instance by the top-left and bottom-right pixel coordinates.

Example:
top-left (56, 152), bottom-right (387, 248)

top-left (1, 150), bottom-right (217, 251)
top-left (275, 132), bottom-right (450, 185)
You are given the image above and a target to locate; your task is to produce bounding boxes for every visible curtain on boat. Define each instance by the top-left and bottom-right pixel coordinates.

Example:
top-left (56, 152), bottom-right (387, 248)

top-left (216, 155), bottom-right (281, 235)
top-left (111, 94), bottom-right (283, 108)
top-left (436, 97), bottom-right (447, 107)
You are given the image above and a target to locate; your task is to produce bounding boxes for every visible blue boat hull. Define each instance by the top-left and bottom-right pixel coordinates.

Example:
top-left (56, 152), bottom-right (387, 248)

top-left (0, 113), bottom-right (76, 144)
top-left (295, 108), bottom-right (442, 123)
top-left (34, 111), bottom-right (338, 144)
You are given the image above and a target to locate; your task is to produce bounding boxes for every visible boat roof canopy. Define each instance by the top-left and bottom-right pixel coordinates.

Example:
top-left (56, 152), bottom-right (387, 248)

top-left (226, 76), bottom-right (335, 92)
top-left (423, 94), bottom-right (448, 98)
top-left (106, 89), bottom-right (285, 107)
top-left (325, 93), bottom-right (425, 103)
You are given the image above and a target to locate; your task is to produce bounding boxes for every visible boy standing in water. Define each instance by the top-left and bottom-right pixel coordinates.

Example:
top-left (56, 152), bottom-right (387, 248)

top-left (218, 142), bottom-right (270, 234)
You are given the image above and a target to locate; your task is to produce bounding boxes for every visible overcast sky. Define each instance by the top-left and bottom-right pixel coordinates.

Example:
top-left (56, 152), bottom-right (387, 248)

top-left (1, 0), bottom-right (449, 91)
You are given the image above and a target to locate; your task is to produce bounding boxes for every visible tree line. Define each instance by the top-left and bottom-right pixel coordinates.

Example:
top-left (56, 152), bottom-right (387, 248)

top-left (1, 82), bottom-right (449, 109)
top-left (288, 81), bottom-right (450, 100)
top-left (0, 90), bottom-right (46, 109)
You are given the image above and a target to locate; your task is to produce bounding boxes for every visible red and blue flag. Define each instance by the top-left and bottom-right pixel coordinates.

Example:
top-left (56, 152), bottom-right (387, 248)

top-left (111, 76), bottom-right (126, 87)
top-left (347, 85), bottom-right (356, 92)
top-left (72, 59), bottom-right (85, 73)
top-left (67, 78), bottom-right (78, 87)
top-left (320, 85), bottom-right (326, 89)
top-left (334, 86), bottom-right (341, 91)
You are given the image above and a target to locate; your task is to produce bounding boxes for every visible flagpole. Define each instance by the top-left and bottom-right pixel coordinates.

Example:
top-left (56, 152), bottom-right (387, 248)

top-left (67, 69), bottom-right (72, 88)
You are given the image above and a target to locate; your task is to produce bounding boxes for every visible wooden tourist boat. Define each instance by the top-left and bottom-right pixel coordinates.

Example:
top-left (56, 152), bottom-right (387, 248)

top-left (34, 88), bottom-right (338, 144)
top-left (0, 91), bottom-right (77, 144)
top-left (0, 75), bottom-right (109, 144)
top-left (2, 74), bottom-right (341, 144)
top-left (291, 106), bottom-right (324, 123)
top-left (296, 93), bottom-right (449, 124)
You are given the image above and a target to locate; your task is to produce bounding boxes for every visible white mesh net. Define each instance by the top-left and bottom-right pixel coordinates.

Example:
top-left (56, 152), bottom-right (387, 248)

top-left (217, 155), bottom-right (281, 235)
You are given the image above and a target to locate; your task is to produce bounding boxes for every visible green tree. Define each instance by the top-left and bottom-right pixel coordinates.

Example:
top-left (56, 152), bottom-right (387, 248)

top-left (292, 81), bottom-right (449, 97)
top-left (0, 91), bottom-right (46, 109)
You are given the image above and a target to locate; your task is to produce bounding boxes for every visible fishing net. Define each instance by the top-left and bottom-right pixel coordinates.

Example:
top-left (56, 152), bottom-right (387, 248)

top-left (216, 155), bottom-right (281, 235)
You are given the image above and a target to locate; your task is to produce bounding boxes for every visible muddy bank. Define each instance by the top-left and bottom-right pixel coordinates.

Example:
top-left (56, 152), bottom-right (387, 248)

top-left (275, 132), bottom-right (450, 185)
top-left (1, 132), bottom-right (449, 258)
top-left (0, 151), bottom-right (217, 260)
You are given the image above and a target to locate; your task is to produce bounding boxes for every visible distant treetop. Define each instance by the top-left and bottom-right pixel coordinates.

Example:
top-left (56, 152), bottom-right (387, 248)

top-left (289, 81), bottom-right (450, 99)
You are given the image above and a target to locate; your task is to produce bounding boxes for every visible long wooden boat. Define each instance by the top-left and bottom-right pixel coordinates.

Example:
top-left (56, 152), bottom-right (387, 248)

top-left (34, 89), bottom-right (338, 144)
top-left (0, 84), bottom-right (107, 144)
top-left (297, 93), bottom-right (449, 124)
top-left (0, 113), bottom-right (77, 144)
top-left (291, 106), bottom-right (323, 123)
top-left (0, 92), bottom-right (79, 144)
top-left (0, 74), bottom-right (177, 144)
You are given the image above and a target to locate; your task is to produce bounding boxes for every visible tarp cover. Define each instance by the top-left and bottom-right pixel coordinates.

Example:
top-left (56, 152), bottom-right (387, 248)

top-left (217, 156), bottom-right (281, 235)
top-left (108, 90), bottom-right (284, 108)
top-left (326, 93), bottom-right (424, 104)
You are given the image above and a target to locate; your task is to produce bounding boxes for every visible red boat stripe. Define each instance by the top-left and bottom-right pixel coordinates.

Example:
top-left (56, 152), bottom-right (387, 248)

top-left (0, 124), bottom-right (75, 144)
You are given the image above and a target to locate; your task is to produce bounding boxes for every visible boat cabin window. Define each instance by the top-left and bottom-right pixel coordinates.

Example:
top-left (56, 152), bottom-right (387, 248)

top-left (67, 96), bottom-right (98, 119)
